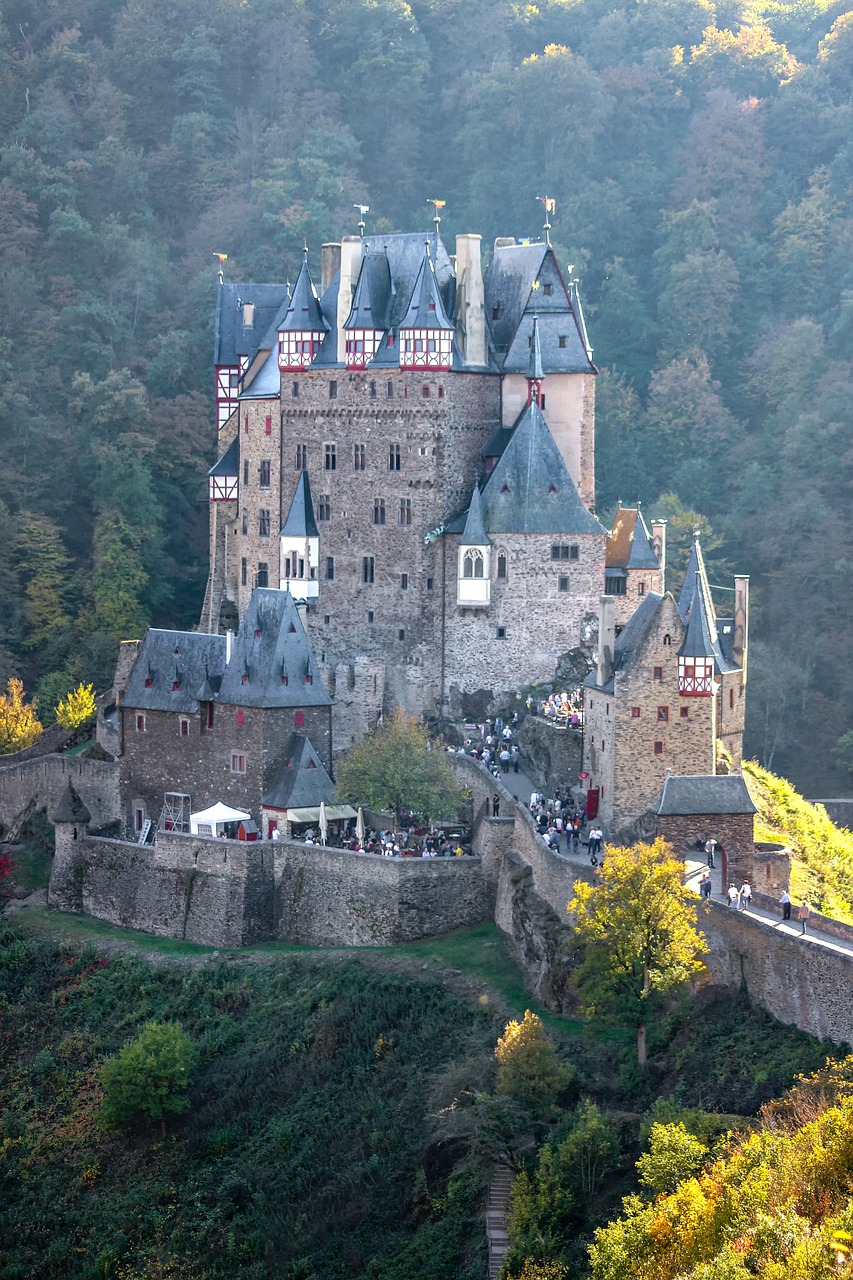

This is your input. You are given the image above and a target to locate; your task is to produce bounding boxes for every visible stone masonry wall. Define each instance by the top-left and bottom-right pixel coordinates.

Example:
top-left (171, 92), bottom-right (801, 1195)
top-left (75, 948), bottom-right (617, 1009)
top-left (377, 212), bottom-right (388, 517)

top-left (0, 755), bottom-right (119, 830)
top-left (656, 811), bottom-right (756, 884)
top-left (236, 394), bottom-right (282, 613)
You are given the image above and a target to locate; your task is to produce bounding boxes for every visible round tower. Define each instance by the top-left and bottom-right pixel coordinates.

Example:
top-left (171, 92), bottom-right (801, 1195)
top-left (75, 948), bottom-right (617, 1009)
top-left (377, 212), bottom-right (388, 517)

top-left (49, 782), bottom-right (91, 913)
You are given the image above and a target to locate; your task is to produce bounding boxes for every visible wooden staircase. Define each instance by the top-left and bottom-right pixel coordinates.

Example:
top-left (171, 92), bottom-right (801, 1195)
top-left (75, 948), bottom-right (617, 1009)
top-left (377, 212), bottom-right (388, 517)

top-left (487, 1165), bottom-right (514, 1279)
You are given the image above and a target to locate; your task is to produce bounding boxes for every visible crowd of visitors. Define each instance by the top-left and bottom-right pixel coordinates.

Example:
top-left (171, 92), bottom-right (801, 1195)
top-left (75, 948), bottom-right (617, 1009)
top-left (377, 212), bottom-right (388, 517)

top-left (528, 688), bottom-right (584, 727)
top-left (451, 713), bottom-right (523, 783)
top-left (528, 789), bottom-right (602, 864)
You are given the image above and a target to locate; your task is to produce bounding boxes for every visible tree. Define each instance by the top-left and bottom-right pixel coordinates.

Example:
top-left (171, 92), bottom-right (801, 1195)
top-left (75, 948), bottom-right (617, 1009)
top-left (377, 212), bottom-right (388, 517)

top-left (99, 1020), bottom-right (197, 1136)
top-left (495, 1009), bottom-right (575, 1116)
top-left (636, 1121), bottom-right (708, 1196)
top-left (55, 682), bottom-right (97, 730)
top-left (0, 678), bottom-right (42, 753)
top-left (568, 840), bottom-right (708, 1065)
top-left (335, 710), bottom-right (464, 833)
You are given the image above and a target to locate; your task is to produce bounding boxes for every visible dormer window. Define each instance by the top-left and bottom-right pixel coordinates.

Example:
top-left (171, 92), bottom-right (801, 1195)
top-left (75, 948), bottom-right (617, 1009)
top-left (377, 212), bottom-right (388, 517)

top-left (242, 303), bottom-right (254, 326)
top-left (144, 677), bottom-right (153, 689)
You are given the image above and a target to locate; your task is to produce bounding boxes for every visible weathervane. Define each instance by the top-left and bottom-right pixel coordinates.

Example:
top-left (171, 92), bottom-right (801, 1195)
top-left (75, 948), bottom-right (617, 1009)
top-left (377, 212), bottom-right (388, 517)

top-left (427, 199), bottom-right (446, 236)
top-left (354, 203), bottom-right (369, 238)
top-left (213, 252), bottom-right (228, 284)
top-left (536, 196), bottom-right (556, 246)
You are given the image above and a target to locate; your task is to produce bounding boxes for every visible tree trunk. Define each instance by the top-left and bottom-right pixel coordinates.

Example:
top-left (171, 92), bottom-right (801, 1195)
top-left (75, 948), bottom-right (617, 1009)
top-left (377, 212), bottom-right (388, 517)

top-left (637, 1023), bottom-right (647, 1066)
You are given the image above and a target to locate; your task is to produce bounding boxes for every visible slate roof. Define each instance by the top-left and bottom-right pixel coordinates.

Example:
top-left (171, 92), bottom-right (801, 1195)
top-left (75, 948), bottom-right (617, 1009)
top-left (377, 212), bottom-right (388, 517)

top-left (123, 630), bottom-right (227, 714)
top-left (344, 247), bottom-right (392, 330)
top-left (281, 471), bottom-right (319, 539)
top-left (53, 782), bottom-right (91, 825)
top-left (485, 242), bottom-right (595, 374)
top-left (241, 347), bottom-right (280, 399)
top-left (680, 581), bottom-right (741, 674)
top-left (460, 484), bottom-right (490, 546)
top-left (528, 314), bottom-right (544, 380)
top-left (217, 589), bottom-right (331, 709)
top-left (278, 257), bottom-right (328, 334)
top-left (214, 284), bottom-right (288, 367)
top-left (657, 774), bottom-right (757, 817)
top-left (208, 436), bottom-right (239, 478)
top-left (398, 244), bottom-right (455, 331)
top-left (606, 506), bottom-right (660, 571)
top-left (678, 537), bottom-right (711, 621)
top-left (262, 734), bottom-right (336, 810)
top-left (360, 232), bottom-right (455, 331)
top-left (479, 401), bottom-right (603, 536)
top-left (585, 592), bottom-right (665, 693)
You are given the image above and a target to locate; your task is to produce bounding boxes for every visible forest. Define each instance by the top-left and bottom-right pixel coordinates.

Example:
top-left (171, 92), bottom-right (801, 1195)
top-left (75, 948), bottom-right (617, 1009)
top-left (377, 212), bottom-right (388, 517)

top-left (0, 0), bottom-right (852, 789)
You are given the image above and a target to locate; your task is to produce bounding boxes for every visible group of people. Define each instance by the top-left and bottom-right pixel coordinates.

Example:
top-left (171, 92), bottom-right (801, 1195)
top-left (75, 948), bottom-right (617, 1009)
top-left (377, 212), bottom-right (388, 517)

top-left (699, 873), bottom-right (814, 934)
top-left (336, 828), bottom-right (468, 858)
top-left (529, 688), bottom-right (584, 728)
top-left (453, 714), bottom-right (522, 782)
top-left (528, 789), bottom-right (601, 863)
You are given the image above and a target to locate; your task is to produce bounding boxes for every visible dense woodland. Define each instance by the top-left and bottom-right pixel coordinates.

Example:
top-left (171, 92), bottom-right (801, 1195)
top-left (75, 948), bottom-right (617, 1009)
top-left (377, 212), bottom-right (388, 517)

top-left (0, 0), bottom-right (852, 788)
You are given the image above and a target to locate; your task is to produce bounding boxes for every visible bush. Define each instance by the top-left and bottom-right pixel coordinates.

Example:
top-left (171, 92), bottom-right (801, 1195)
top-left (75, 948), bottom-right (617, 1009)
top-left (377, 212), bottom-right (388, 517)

top-left (99, 1020), bottom-right (197, 1132)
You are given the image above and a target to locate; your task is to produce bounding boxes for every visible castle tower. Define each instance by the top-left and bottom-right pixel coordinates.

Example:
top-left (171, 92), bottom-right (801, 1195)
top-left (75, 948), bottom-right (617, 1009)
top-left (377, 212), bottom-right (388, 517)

top-left (280, 471), bottom-right (320, 607)
top-left (278, 253), bottom-right (328, 371)
top-left (456, 484), bottom-right (491, 607)
top-left (49, 782), bottom-right (91, 913)
top-left (398, 241), bottom-right (455, 370)
top-left (604, 504), bottom-right (664, 625)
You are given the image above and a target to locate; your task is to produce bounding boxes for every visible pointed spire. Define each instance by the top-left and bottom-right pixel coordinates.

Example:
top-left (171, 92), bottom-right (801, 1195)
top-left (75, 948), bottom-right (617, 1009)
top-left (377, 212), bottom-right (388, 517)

top-left (281, 471), bottom-right (320, 539)
top-left (344, 248), bottom-right (383, 330)
top-left (399, 243), bottom-right (454, 331)
top-left (679, 579), bottom-right (719, 661)
top-left (461, 484), bottom-right (491, 547)
top-left (678, 529), bottom-right (714, 624)
top-left (279, 256), bottom-right (328, 333)
top-left (526, 314), bottom-right (543, 405)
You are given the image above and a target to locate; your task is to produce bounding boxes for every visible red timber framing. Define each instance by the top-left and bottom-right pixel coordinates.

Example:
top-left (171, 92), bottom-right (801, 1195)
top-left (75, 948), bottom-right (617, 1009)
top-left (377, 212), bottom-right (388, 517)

top-left (399, 329), bottom-right (452, 370)
top-left (678, 656), bottom-right (714, 696)
top-left (279, 331), bottom-right (325, 370)
top-left (345, 331), bottom-right (382, 369)
top-left (216, 366), bottom-right (240, 431)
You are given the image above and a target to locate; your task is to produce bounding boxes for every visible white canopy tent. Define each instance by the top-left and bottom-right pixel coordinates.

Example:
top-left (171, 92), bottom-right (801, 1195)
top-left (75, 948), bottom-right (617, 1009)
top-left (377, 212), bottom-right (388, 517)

top-left (190, 802), bottom-right (251, 836)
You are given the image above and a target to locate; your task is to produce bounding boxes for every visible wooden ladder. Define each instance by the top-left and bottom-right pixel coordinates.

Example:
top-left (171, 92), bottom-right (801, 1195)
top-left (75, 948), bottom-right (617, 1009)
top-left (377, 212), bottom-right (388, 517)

top-left (487, 1164), bottom-right (514, 1279)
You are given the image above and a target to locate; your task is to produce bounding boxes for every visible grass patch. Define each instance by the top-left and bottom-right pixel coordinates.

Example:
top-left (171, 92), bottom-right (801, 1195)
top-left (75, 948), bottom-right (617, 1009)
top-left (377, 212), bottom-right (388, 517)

top-left (13, 905), bottom-right (217, 957)
top-left (7, 841), bottom-right (52, 892)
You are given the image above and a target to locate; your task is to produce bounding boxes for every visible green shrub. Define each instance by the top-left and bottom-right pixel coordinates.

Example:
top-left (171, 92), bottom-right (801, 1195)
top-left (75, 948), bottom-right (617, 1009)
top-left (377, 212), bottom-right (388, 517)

top-left (99, 1019), bottom-right (197, 1132)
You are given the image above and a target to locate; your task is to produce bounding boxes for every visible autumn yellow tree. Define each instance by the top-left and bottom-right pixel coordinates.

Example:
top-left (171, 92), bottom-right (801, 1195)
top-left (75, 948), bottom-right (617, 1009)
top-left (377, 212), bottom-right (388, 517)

top-left (0, 678), bottom-right (42, 753)
top-left (495, 1009), bottom-right (575, 1115)
top-left (55, 682), bottom-right (97, 730)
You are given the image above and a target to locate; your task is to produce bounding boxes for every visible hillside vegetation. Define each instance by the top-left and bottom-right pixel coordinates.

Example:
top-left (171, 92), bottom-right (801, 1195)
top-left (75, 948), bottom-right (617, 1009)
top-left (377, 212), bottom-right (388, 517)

top-left (744, 760), bottom-right (853, 922)
top-left (0, 920), bottom-right (837, 1280)
top-left (0, 0), bottom-right (852, 786)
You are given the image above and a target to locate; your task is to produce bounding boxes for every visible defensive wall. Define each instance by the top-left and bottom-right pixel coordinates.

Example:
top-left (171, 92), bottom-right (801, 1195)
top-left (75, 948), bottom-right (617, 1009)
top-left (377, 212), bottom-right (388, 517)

top-left (53, 830), bottom-right (488, 949)
top-left (0, 755), bottom-right (119, 831)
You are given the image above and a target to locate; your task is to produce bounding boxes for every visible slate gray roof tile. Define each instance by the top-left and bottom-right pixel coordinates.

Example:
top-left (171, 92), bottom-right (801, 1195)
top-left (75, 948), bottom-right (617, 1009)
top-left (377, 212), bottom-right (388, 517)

top-left (657, 774), bottom-right (757, 816)
top-left (262, 734), bottom-right (336, 810)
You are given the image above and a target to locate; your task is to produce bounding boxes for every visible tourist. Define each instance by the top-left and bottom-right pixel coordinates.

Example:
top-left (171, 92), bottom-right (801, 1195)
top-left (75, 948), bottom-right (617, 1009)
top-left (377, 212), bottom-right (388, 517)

top-left (699, 872), bottom-right (712, 900)
top-left (779, 889), bottom-right (792, 920)
top-left (740, 879), bottom-right (752, 911)
top-left (727, 883), bottom-right (739, 909)
top-left (705, 837), bottom-right (717, 869)
top-left (798, 900), bottom-right (811, 933)
top-left (492, 794), bottom-right (500, 817)
top-left (499, 747), bottom-right (511, 773)
top-left (511, 745), bottom-right (520, 774)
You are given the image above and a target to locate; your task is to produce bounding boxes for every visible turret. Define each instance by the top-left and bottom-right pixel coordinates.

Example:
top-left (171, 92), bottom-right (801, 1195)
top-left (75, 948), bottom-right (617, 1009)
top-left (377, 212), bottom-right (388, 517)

top-left (343, 245), bottom-right (386, 369)
top-left (280, 472), bottom-right (320, 606)
top-left (398, 242), bottom-right (454, 371)
top-left (207, 437), bottom-right (239, 502)
top-left (278, 254), bottom-right (328, 371)
top-left (49, 782), bottom-right (91, 913)
top-left (457, 485), bottom-right (491, 606)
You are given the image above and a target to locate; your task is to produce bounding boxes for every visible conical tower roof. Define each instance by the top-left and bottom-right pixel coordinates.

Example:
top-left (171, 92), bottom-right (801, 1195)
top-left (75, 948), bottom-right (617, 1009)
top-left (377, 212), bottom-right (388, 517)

top-left (281, 471), bottom-right (319, 539)
top-left (344, 247), bottom-right (391, 331)
top-left (53, 782), bottom-right (91, 826)
top-left (679, 579), bottom-right (720, 661)
top-left (399, 243), bottom-right (454, 330)
top-left (460, 484), bottom-right (491, 547)
top-left (278, 256), bottom-right (327, 333)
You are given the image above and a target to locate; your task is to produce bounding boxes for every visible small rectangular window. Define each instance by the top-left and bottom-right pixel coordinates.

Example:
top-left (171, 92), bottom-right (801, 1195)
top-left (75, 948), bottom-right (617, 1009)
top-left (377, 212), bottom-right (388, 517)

top-left (631, 707), bottom-right (640, 718)
top-left (399, 498), bottom-right (412, 526)
top-left (329, 380), bottom-right (337, 400)
top-left (401, 573), bottom-right (408, 589)
top-left (231, 751), bottom-right (247, 774)
top-left (353, 443), bottom-right (366, 470)
top-left (243, 303), bottom-right (254, 326)
top-left (558, 335), bottom-right (567, 348)
top-left (657, 706), bottom-right (669, 722)
top-left (367, 610), bottom-right (374, 623)
top-left (259, 509), bottom-right (270, 537)
top-left (558, 576), bottom-right (569, 592)
top-left (241, 557), bottom-right (247, 586)
top-left (426, 577), bottom-right (434, 590)
top-left (318, 495), bottom-right (331, 522)
top-left (236, 709), bottom-right (244, 727)
top-left (389, 443), bottom-right (401, 471)
top-left (421, 385), bottom-right (430, 398)
top-left (256, 562), bottom-right (269, 588)
top-left (387, 381), bottom-right (394, 398)
top-left (295, 710), bottom-right (304, 728)
top-left (242, 509), bottom-right (248, 535)
top-left (136, 714), bottom-right (146, 732)
top-left (363, 556), bottom-right (375, 584)
top-left (373, 498), bottom-right (386, 525)
top-left (370, 381), bottom-right (377, 399)
top-left (259, 460), bottom-right (271, 487)
top-left (653, 666), bottom-right (663, 680)
top-left (496, 627), bottom-right (507, 639)
top-left (296, 443), bottom-right (307, 469)
top-left (265, 413), bottom-right (272, 436)
top-left (243, 460), bottom-right (249, 486)
top-left (654, 741), bottom-right (663, 755)
top-left (398, 629), bottom-right (405, 640)
top-left (244, 412), bottom-right (249, 435)
top-left (325, 556), bottom-right (334, 580)
top-left (569, 545), bottom-right (579, 560)
top-left (638, 581), bottom-right (646, 596)
top-left (292, 382), bottom-right (299, 400)
top-left (325, 442), bottom-right (336, 471)
top-left (680, 706), bottom-right (689, 718)
top-left (543, 283), bottom-right (553, 296)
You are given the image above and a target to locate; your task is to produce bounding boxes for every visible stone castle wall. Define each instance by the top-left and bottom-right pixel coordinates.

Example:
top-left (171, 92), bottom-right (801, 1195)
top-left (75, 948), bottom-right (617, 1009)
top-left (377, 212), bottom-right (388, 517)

top-left (0, 755), bottom-right (119, 830)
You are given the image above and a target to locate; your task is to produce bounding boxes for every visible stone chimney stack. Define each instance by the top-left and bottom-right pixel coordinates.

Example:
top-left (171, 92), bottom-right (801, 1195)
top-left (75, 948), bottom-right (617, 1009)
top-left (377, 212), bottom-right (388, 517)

top-left (651, 518), bottom-right (667, 583)
top-left (455, 233), bottom-right (486, 367)
top-left (733, 575), bottom-right (749, 682)
top-left (321, 242), bottom-right (341, 295)
top-left (337, 236), bottom-right (362, 363)
top-left (596, 596), bottom-right (616, 688)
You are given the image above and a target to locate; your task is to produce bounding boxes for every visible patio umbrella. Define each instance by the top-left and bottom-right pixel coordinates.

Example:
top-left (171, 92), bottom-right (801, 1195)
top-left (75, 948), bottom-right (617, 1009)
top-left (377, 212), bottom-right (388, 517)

top-left (356, 807), bottom-right (366, 843)
top-left (319, 800), bottom-right (328, 846)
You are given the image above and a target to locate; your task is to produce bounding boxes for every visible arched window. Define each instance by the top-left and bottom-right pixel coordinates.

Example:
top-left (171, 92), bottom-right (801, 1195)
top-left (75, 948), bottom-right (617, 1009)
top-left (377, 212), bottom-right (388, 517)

top-left (497, 552), bottom-right (507, 580)
top-left (463, 549), bottom-right (484, 579)
top-left (663, 634), bottom-right (672, 646)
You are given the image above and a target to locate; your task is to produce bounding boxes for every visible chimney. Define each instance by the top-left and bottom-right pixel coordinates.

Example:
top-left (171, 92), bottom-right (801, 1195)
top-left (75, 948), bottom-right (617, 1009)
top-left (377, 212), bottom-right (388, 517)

top-left (596, 596), bottom-right (615, 688)
top-left (321, 242), bottom-right (341, 295)
top-left (337, 235), bottom-right (362, 363)
top-left (651, 518), bottom-right (667, 583)
top-left (226, 628), bottom-right (233, 664)
top-left (733, 575), bottom-right (749, 683)
top-left (455, 234), bottom-right (486, 367)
